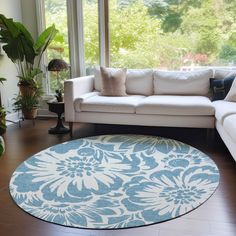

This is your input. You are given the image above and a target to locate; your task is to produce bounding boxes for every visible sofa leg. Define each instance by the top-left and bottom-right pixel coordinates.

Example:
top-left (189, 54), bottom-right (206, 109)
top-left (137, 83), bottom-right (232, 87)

top-left (69, 122), bottom-right (73, 138)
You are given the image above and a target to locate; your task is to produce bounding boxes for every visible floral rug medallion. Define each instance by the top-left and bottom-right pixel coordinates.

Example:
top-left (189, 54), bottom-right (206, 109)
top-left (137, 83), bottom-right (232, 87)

top-left (9, 135), bottom-right (220, 229)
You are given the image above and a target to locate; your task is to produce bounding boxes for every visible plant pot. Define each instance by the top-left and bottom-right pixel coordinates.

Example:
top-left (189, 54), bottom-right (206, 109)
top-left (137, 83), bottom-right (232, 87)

top-left (56, 96), bottom-right (64, 102)
top-left (22, 108), bottom-right (38, 119)
top-left (18, 84), bottom-right (36, 97)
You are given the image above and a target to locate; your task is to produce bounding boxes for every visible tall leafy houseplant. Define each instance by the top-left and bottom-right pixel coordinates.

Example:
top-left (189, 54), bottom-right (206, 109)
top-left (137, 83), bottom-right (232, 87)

top-left (0, 14), bottom-right (58, 89)
top-left (0, 14), bottom-right (58, 119)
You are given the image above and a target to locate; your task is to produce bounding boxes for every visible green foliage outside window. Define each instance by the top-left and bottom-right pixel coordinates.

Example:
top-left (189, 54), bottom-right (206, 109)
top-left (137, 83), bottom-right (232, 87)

top-left (45, 0), bottom-right (236, 73)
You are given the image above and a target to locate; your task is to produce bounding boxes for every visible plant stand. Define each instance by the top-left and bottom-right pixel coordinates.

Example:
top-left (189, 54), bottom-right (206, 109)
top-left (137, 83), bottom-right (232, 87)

top-left (47, 101), bottom-right (69, 134)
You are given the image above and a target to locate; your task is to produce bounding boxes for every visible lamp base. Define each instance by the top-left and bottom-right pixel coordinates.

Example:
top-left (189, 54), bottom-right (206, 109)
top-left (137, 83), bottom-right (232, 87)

top-left (48, 125), bottom-right (70, 134)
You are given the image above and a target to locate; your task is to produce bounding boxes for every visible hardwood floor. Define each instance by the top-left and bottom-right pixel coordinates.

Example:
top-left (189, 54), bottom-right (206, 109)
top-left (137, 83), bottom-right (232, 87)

top-left (0, 119), bottom-right (236, 236)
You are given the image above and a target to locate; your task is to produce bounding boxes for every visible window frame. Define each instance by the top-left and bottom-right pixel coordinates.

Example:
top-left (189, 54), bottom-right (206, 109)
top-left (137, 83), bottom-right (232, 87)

top-left (36, 0), bottom-right (110, 95)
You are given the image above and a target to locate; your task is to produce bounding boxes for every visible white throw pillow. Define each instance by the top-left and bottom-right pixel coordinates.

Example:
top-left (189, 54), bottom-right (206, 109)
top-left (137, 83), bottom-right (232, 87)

top-left (94, 67), bottom-right (153, 95)
top-left (224, 78), bottom-right (236, 102)
top-left (153, 69), bottom-right (213, 95)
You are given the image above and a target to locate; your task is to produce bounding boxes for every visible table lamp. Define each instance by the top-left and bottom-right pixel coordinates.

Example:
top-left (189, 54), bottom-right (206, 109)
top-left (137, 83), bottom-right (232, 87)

top-left (48, 59), bottom-right (68, 102)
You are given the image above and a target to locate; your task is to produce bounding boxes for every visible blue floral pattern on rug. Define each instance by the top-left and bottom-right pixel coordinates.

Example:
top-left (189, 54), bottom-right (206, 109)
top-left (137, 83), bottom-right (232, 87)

top-left (9, 135), bottom-right (220, 229)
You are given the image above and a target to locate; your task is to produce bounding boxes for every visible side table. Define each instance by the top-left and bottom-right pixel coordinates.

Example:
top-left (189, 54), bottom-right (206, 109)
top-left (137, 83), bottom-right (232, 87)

top-left (47, 101), bottom-right (70, 134)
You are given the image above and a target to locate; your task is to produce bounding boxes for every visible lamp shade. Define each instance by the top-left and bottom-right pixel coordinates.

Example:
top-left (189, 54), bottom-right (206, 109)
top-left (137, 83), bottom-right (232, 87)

top-left (48, 59), bottom-right (68, 71)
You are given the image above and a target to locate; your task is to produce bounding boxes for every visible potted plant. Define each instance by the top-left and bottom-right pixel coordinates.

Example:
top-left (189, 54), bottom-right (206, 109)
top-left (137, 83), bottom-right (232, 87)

top-left (55, 89), bottom-right (63, 102)
top-left (14, 95), bottom-right (40, 119)
top-left (0, 14), bottom-right (58, 95)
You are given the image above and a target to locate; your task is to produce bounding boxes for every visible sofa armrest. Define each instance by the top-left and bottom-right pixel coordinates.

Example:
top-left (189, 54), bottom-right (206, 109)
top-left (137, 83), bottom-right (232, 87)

top-left (64, 75), bottom-right (94, 122)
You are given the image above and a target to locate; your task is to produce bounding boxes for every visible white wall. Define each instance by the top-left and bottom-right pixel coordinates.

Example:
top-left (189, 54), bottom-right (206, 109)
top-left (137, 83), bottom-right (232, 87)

top-left (0, 0), bottom-right (23, 113)
top-left (0, 0), bottom-right (39, 115)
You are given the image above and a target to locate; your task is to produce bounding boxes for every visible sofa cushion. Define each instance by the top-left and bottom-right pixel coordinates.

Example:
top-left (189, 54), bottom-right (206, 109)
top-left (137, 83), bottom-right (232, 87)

top-left (223, 114), bottom-right (236, 143)
top-left (153, 69), bottom-right (213, 96)
top-left (94, 67), bottom-right (153, 96)
top-left (214, 69), bottom-right (236, 80)
top-left (126, 69), bottom-right (153, 95)
top-left (213, 100), bottom-right (236, 123)
top-left (77, 94), bottom-right (145, 114)
top-left (136, 95), bottom-right (215, 116)
top-left (100, 66), bottom-right (127, 96)
top-left (73, 92), bottom-right (99, 112)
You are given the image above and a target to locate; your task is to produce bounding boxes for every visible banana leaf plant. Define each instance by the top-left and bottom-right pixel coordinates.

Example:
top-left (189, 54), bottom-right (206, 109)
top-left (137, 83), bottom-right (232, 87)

top-left (0, 14), bottom-right (58, 88)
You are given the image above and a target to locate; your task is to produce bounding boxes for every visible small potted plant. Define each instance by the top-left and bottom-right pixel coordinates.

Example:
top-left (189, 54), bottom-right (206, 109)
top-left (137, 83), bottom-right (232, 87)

top-left (55, 89), bottom-right (63, 102)
top-left (14, 95), bottom-right (40, 119)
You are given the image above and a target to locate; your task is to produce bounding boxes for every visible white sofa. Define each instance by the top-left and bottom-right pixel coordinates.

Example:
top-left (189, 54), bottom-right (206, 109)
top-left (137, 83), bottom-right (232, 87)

top-left (212, 101), bottom-right (236, 161)
top-left (64, 68), bottom-right (236, 161)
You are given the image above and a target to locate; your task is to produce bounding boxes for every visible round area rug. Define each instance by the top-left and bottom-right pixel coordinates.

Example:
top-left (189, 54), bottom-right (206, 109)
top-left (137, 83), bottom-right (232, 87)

top-left (9, 135), bottom-right (220, 229)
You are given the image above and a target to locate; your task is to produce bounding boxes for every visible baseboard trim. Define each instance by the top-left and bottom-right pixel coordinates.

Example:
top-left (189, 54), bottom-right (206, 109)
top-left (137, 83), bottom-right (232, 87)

top-left (37, 108), bottom-right (56, 117)
top-left (5, 109), bottom-right (57, 126)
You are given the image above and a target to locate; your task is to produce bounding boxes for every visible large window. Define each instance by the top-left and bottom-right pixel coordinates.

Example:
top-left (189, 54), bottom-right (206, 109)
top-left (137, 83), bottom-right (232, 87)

top-left (40, 0), bottom-right (236, 94)
top-left (83, 0), bottom-right (99, 75)
top-left (109, 0), bottom-right (236, 70)
top-left (45, 0), bottom-right (70, 94)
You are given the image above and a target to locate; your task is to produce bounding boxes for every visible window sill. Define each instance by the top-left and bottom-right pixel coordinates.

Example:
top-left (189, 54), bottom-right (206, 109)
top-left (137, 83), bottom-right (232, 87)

top-left (42, 94), bottom-right (55, 101)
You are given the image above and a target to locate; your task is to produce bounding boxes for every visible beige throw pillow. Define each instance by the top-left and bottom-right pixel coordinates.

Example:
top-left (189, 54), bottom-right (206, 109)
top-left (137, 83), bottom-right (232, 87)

top-left (224, 78), bottom-right (236, 102)
top-left (100, 66), bottom-right (127, 96)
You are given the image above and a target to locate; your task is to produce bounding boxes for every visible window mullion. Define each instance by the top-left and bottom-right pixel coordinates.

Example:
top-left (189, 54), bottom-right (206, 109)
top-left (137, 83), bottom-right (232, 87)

top-left (35, 0), bottom-right (49, 93)
top-left (99, 0), bottom-right (109, 67)
top-left (67, 0), bottom-right (85, 77)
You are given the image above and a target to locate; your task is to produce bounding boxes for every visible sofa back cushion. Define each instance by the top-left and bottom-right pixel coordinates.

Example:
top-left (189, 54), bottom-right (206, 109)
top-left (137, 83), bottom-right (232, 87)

top-left (214, 69), bottom-right (236, 80)
top-left (126, 69), bottom-right (153, 95)
top-left (153, 69), bottom-right (213, 96)
top-left (94, 67), bottom-right (153, 96)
